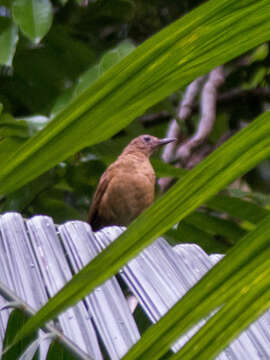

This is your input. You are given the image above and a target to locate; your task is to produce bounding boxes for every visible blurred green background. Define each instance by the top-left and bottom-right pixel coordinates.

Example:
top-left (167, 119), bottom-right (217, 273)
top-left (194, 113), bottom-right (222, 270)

top-left (0, 0), bottom-right (269, 238)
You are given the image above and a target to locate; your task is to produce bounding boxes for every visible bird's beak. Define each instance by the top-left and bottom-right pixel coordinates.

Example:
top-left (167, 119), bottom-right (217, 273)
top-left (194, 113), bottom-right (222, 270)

top-left (157, 137), bottom-right (177, 146)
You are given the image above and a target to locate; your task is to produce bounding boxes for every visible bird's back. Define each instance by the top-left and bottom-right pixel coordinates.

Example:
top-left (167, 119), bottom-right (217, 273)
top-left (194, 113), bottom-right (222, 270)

top-left (88, 152), bottom-right (155, 231)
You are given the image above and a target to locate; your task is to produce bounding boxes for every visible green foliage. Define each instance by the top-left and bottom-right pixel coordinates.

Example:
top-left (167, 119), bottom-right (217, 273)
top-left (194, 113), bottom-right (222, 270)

top-left (0, 0), bottom-right (270, 358)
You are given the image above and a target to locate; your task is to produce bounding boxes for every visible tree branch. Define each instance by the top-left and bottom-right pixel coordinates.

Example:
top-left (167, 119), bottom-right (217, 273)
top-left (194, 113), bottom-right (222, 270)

top-left (176, 66), bottom-right (225, 163)
top-left (161, 76), bottom-right (206, 164)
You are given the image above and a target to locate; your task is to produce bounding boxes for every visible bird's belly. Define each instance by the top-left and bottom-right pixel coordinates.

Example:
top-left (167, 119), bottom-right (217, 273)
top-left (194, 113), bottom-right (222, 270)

top-left (99, 175), bottom-right (155, 226)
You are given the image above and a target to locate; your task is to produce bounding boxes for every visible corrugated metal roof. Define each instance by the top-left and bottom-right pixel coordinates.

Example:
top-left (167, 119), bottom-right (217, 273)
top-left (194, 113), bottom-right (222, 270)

top-left (0, 212), bottom-right (270, 359)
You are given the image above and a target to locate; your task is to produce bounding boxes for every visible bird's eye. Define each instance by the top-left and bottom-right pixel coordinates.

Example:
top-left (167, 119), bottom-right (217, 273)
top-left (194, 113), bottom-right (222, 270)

top-left (143, 136), bottom-right (151, 143)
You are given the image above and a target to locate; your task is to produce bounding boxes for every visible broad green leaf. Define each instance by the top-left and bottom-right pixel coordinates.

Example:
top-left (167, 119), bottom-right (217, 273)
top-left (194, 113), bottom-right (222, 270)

top-left (12, 110), bottom-right (270, 347)
top-left (1, 0), bottom-right (270, 195)
top-left (0, 17), bottom-right (18, 66)
top-left (12, 0), bottom-right (53, 43)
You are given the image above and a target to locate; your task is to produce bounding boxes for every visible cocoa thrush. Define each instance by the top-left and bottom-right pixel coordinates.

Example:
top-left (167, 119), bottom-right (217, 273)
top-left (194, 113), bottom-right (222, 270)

top-left (88, 134), bottom-right (176, 231)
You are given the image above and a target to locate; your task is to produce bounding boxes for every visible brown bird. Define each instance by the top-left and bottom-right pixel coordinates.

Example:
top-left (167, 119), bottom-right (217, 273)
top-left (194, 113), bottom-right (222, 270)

top-left (88, 134), bottom-right (176, 231)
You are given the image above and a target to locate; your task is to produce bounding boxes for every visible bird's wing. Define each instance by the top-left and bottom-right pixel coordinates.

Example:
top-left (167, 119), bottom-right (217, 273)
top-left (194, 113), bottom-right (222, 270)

top-left (87, 169), bottom-right (112, 231)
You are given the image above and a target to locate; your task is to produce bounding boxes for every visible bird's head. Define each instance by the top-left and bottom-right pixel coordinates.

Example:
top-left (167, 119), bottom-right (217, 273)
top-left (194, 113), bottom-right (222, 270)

top-left (123, 134), bottom-right (177, 157)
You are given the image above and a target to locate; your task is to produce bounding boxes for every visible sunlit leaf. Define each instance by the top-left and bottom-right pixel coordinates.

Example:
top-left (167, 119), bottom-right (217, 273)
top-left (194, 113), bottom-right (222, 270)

top-left (12, 0), bottom-right (53, 43)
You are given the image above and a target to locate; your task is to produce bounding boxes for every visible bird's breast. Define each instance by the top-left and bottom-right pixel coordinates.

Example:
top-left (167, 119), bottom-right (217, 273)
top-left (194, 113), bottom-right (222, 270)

top-left (98, 157), bottom-right (155, 226)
